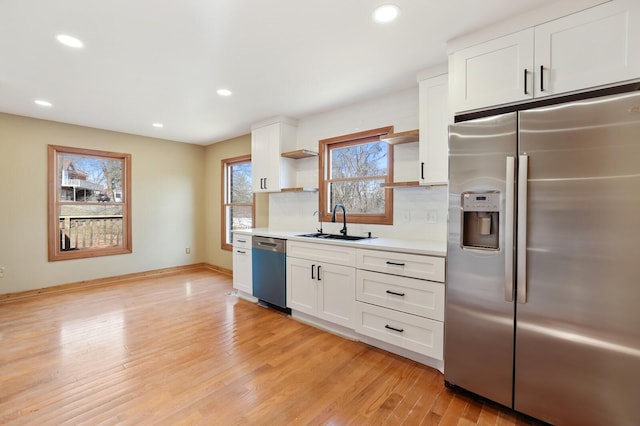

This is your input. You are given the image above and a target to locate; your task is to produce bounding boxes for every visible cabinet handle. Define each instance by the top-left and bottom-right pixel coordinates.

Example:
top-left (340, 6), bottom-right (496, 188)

top-left (420, 162), bottom-right (425, 180)
top-left (386, 261), bottom-right (405, 267)
top-left (540, 65), bottom-right (545, 92)
top-left (385, 324), bottom-right (404, 333)
top-left (524, 69), bottom-right (528, 95)
top-left (386, 290), bottom-right (405, 297)
top-left (311, 264), bottom-right (315, 280)
top-left (263, 178), bottom-right (267, 190)
top-left (317, 265), bottom-right (321, 281)
top-left (236, 250), bottom-right (246, 254)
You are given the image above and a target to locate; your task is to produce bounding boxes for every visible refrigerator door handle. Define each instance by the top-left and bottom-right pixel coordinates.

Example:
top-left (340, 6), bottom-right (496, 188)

top-left (504, 156), bottom-right (515, 302)
top-left (517, 155), bottom-right (529, 304)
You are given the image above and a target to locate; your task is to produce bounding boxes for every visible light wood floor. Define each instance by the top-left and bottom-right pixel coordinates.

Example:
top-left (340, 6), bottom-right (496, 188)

top-left (0, 268), bottom-right (536, 425)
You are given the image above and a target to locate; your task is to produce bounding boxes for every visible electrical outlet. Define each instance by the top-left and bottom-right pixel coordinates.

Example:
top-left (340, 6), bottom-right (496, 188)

top-left (0, 267), bottom-right (4, 278)
top-left (185, 248), bottom-right (191, 254)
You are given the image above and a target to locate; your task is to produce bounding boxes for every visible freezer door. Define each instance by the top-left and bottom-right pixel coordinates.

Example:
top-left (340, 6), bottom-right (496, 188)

top-left (516, 91), bottom-right (640, 425)
top-left (445, 112), bottom-right (517, 407)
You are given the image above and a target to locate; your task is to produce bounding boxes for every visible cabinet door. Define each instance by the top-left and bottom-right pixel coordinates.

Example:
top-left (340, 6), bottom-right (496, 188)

top-left (286, 257), bottom-right (317, 314)
top-left (450, 28), bottom-right (534, 113)
top-left (418, 73), bottom-right (450, 185)
top-left (317, 262), bottom-right (356, 328)
top-left (251, 124), bottom-right (281, 193)
top-left (232, 247), bottom-right (253, 294)
top-left (535, 0), bottom-right (640, 97)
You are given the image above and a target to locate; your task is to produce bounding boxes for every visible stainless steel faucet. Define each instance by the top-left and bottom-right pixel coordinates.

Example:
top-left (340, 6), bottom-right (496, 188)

top-left (331, 203), bottom-right (347, 235)
top-left (313, 210), bottom-right (323, 234)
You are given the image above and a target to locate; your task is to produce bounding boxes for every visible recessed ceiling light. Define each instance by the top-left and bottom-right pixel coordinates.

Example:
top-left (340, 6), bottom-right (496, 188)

top-left (373, 4), bottom-right (400, 23)
top-left (34, 99), bottom-right (52, 107)
top-left (217, 89), bottom-right (232, 97)
top-left (152, 123), bottom-right (164, 128)
top-left (56, 34), bottom-right (84, 48)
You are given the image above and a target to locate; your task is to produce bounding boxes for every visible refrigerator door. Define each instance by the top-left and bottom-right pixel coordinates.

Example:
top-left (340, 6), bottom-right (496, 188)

top-left (516, 91), bottom-right (640, 425)
top-left (445, 112), bottom-right (517, 407)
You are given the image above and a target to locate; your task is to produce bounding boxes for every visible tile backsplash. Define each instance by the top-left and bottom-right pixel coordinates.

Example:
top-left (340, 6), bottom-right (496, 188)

top-left (268, 185), bottom-right (447, 242)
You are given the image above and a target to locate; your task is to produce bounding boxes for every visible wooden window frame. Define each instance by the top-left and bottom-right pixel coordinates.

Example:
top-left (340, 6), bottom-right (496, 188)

top-left (221, 155), bottom-right (255, 251)
top-left (318, 126), bottom-right (394, 226)
top-left (48, 145), bottom-right (132, 261)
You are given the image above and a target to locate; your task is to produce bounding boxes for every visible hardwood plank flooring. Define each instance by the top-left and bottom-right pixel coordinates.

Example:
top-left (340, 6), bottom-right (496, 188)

top-left (0, 269), bottom-right (536, 425)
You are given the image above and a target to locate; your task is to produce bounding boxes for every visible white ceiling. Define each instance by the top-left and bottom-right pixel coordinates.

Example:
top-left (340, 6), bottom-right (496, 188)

top-left (0, 0), bottom-right (561, 145)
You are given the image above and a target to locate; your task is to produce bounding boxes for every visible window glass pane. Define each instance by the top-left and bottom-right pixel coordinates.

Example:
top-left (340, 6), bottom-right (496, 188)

top-left (229, 205), bottom-right (253, 232)
top-left (330, 141), bottom-right (388, 179)
top-left (58, 205), bottom-right (124, 250)
top-left (58, 154), bottom-right (123, 203)
top-left (329, 179), bottom-right (385, 214)
top-left (230, 162), bottom-right (252, 203)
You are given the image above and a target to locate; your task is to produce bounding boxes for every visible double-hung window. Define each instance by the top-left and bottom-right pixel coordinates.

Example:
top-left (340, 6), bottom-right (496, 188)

top-left (319, 126), bottom-right (394, 225)
top-left (222, 155), bottom-right (254, 250)
top-left (48, 145), bottom-right (132, 261)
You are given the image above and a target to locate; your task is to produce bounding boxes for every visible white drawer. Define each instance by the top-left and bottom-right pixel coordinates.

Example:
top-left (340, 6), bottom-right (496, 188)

top-left (355, 302), bottom-right (443, 360)
top-left (356, 270), bottom-right (444, 321)
top-left (356, 249), bottom-right (445, 282)
top-left (232, 234), bottom-right (252, 249)
top-left (287, 240), bottom-right (356, 267)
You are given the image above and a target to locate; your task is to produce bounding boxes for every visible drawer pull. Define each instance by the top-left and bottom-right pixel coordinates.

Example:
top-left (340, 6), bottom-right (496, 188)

top-left (237, 239), bottom-right (246, 243)
top-left (386, 261), bottom-right (405, 267)
top-left (386, 290), bottom-right (405, 297)
top-left (385, 324), bottom-right (404, 333)
top-left (236, 250), bottom-right (246, 254)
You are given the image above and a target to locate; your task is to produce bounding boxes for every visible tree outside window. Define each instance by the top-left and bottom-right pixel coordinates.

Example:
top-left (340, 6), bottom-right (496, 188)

top-left (319, 126), bottom-right (394, 225)
top-left (222, 155), bottom-right (254, 250)
top-left (48, 145), bottom-right (132, 261)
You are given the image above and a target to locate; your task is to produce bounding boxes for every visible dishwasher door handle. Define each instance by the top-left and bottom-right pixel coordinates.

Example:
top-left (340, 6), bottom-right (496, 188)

top-left (258, 242), bottom-right (277, 248)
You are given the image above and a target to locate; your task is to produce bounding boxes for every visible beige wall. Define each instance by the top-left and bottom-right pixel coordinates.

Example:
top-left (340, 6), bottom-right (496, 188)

top-left (0, 113), bottom-right (207, 295)
top-left (203, 134), bottom-right (268, 271)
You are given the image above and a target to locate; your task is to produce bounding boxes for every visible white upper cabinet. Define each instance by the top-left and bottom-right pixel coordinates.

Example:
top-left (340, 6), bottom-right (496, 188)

top-left (450, 28), bottom-right (534, 113)
top-left (534, 0), bottom-right (640, 97)
top-left (251, 118), bottom-right (297, 193)
top-left (418, 72), bottom-right (450, 185)
top-left (450, 0), bottom-right (640, 114)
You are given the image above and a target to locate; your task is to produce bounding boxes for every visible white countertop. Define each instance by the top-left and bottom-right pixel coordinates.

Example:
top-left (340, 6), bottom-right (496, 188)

top-left (235, 228), bottom-right (447, 257)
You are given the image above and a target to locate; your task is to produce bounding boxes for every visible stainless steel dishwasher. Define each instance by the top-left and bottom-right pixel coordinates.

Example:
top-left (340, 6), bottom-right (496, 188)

top-left (252, 236), bottom-right (289, 313)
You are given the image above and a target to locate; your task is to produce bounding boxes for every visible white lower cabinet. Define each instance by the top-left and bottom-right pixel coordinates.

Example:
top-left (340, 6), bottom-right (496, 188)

top-left (287, 241), bottom-right (356, 329)
top-left (286, 241), bottom-right (446, 366)
top-left (355, 248), bottom-right (445, 361)
top-left (232, 235), bottom-right (253, 297)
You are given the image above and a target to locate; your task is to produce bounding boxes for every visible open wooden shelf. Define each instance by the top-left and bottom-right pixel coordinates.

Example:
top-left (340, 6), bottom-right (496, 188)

top-left (281, 187), bottom-right (318, 193)
top-left (379, 181), bottom-right (421, 188)
top-left (281, 149), bottom-right (318, 159)
top-left (380, 129), bottom-right (419, 145)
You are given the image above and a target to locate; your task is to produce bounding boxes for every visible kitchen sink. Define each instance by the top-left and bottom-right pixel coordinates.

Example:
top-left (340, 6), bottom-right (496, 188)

top-left (296, 232), bottom-right (373, 241)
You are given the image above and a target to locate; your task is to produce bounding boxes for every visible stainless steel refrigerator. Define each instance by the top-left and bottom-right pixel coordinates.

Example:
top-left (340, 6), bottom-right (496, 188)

top-left (445, 89), bottom-right (640, 425)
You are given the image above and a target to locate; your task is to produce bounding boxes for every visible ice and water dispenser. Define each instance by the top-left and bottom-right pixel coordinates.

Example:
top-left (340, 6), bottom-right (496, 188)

top-left (461, 192), bottom-right (500, 250)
